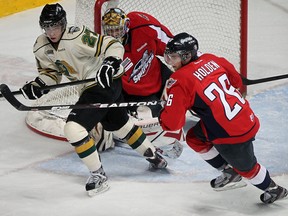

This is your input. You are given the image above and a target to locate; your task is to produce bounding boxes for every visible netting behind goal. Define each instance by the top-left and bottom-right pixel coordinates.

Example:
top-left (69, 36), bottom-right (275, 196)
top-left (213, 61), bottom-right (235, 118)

top-left (26, 0), bottom-right (248, 140)
top-left (75, 0), bottom-right (247, 76)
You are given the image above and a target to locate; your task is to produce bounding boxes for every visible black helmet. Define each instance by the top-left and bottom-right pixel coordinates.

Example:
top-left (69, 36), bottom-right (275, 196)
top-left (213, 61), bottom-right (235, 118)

top-left (165, 32), bottom-right (198, 61)
top-left (39, 3), bottom-right (67, 29)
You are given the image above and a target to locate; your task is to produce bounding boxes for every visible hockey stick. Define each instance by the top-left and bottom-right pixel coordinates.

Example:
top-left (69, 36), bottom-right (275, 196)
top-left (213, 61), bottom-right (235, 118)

top-left (0, 58), bottom-right (133, 99)
top-left (2, 73), bottom-right (287, 99)
top-left (3, 72), bottom-right (288, 111)
top-left (0, 71), bottom-right (288, 98)
top-left (241, 74), bottom-right (288, 85)
top-left (0, 78), bottom-right (95, 99)
top-left (0, 84), bottom-right (163, 111)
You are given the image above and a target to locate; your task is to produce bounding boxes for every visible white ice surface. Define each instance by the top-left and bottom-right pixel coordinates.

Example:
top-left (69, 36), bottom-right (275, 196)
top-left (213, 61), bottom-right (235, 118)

top-left (0, 0), bottom-right (288, 215)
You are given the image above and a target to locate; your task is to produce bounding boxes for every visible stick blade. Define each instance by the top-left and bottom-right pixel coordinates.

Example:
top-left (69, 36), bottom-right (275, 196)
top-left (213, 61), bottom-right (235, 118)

top-left (0, 84), bottom-right (27, 111)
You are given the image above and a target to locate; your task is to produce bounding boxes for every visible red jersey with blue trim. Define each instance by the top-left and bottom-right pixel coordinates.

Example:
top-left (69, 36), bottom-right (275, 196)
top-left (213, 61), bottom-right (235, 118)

top-left (122, 11), bottom-right (173, 96)
top-left (160, 53), bottom-right (260, 144)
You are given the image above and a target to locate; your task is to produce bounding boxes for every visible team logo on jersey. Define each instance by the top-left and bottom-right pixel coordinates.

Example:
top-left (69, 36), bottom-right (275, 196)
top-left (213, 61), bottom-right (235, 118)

top-left (45, 49), bottom-right (54, 60)
top-left (55, 60), bottom-right (78, 81)
top-left (68, 26), bottom-right (80, 34)
top-left (129, 50), bottom-right (154, 83)
top-left (46, 50), bottom-right (54, 55)
top-left (166, 78), bottom-right (177, 89)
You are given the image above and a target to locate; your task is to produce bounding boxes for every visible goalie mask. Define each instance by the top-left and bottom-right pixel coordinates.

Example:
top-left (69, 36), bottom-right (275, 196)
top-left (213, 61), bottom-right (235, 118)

top-left (102, 8), bottom-right (130, 43)
top-left (39, 3), bottom-right (67, 32)
top-left (164, 32), bottom-right (199, 67)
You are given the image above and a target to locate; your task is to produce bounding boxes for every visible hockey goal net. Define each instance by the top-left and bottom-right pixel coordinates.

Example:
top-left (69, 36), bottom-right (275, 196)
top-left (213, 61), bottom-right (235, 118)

top-left (26, 0), bottom-right (248, 141)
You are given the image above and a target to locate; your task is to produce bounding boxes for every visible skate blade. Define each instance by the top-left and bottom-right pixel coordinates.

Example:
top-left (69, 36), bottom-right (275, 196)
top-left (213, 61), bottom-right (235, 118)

top-left (87, 181), bottom-right (110, 196)
top-left (260, 189), bottom-right (288, 204)
top-left (213, 180), bottom-right (247, 191)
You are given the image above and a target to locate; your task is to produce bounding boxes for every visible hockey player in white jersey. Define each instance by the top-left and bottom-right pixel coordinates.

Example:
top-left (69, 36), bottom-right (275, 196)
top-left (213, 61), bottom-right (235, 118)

top-left (20, 3), bottom-right (167, 196)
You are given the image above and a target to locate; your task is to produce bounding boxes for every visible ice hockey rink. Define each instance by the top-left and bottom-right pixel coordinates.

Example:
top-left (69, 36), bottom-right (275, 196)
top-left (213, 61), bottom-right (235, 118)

top-left (0, 0), bottom-right (288, 215)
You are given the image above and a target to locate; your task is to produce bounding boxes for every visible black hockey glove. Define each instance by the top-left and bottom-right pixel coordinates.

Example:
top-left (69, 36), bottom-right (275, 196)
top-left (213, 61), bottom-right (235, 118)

top-left (95, 56), bottom-right (121, 88)
top-left (20, 77), bottom-right (49, 100)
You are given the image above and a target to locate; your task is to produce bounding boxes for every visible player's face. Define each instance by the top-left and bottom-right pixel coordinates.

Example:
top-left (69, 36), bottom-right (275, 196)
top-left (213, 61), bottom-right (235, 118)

top-left (164, 53), bottom-right (183, 71)
top-left (104, 26), bottom-right (124, 40)
top-left (44, 25), bottom-right (63, 43)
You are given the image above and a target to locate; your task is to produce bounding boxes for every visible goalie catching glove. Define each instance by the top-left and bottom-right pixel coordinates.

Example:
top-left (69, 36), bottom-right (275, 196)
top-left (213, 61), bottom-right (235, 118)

top-left (20, 77), bottom-right (49, 100)
top-left (95, 56), bottom-right (122, 88)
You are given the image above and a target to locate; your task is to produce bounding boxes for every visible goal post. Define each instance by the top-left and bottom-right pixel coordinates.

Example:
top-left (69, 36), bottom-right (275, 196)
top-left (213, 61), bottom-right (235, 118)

top-left (240, 0), bottom-right (248, 94)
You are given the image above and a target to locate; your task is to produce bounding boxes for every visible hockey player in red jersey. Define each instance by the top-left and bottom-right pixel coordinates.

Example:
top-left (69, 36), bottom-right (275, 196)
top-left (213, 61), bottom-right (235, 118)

top-left (159, 32), bottom-right (287, 204)
top-left (102, 8), bottom-right (173, 117)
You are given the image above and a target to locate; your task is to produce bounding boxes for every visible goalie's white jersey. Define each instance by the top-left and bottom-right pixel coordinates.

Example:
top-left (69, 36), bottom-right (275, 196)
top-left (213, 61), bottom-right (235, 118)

top-left (33, 25), bottom-right (124, 87)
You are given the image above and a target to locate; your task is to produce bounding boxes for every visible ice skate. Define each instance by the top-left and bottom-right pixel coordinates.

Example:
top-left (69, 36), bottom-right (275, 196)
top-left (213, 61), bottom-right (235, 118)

top-left (85, 166), bottom-right (109, 196)
top-left (260, 180), bottom-right (288, 204)
top-left (210, 166), bottom-right (247, 191)
top-left (145, 148), bottom-right (168, 169)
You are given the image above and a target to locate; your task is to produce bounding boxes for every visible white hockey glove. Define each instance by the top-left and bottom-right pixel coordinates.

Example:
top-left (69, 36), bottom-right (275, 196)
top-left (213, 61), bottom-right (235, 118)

top-left (20, 77), bottom-right (49, 100)
top-left (95, 56), bottom-right (122, 88)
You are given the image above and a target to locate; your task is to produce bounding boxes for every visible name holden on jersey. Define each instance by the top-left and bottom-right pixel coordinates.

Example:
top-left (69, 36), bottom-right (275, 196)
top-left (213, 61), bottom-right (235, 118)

top-left (193, 60), bottom-right (220, 81)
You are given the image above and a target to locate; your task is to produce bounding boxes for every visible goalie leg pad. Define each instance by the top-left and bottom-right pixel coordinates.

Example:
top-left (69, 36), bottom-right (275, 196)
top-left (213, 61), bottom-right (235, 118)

top-left (90, 123), bottom-right (115, 152)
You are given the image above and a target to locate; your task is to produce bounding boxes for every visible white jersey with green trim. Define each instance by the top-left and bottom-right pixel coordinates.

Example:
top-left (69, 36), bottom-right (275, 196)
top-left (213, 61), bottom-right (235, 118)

top-left (33, 25), bottom-right (124, 86)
